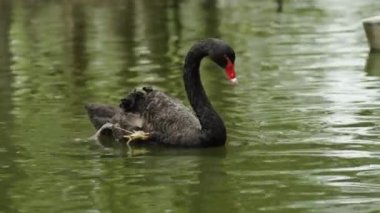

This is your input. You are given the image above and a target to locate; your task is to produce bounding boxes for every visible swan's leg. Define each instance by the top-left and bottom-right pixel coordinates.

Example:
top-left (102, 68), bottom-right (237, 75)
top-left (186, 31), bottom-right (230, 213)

top-left (123, 130), bottom-right (150, 144)
top-left (89, 122), bottom-right (114, 141)
top-left (112, 123), bottom-right (132, 142)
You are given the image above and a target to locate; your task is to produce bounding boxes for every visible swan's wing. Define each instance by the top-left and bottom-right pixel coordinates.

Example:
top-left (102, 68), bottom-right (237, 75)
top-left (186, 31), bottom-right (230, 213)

top-left (142, 90), bottom-right (201, 134)
top-left (118, 88), bottom-right (202, 145)
top-left (85, 103), bottom-right (121, 129)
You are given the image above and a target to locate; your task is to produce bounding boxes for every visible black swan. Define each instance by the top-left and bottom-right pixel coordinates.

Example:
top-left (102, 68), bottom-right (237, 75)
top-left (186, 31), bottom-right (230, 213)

top-left (85, 38), bottom-right (237, 147)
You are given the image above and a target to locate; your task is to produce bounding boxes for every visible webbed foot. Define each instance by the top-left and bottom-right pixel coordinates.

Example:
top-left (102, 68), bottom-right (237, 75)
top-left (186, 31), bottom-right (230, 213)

top-left (123, 130), bottom-right (150, 144)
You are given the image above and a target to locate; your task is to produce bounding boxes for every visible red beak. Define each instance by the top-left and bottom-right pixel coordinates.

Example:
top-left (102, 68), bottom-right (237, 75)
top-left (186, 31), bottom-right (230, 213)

top-left (225, 57), bottom-right (237, 84)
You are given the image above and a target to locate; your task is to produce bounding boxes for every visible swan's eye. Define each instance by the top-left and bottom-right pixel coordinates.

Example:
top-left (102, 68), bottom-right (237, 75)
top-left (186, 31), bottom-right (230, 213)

top-left (224, 56), bottom-right (237, 84)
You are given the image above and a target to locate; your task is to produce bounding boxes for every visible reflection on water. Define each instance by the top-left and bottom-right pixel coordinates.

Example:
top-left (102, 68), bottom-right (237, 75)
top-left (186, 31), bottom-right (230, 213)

top-left (366, 52), bottom-right (380, 76)
top-left (0, 0), bottom-right (380, 212)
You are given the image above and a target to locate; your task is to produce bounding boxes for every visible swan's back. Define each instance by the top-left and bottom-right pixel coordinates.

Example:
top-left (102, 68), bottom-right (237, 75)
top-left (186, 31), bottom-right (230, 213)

top-left (115, 88), bottom-right (204, 146)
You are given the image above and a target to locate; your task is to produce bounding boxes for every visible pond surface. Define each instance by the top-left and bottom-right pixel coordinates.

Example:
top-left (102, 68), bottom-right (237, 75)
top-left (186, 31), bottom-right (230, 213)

top-left (0, 0), bottom-right (380, 212)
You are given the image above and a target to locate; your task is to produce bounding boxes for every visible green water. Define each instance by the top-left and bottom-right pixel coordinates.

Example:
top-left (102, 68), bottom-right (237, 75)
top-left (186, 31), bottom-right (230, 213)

top-left (1, 0), bottom-right (380, 212)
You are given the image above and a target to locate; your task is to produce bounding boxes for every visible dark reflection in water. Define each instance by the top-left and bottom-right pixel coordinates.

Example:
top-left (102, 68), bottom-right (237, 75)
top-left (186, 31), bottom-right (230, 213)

top-left (176, 149), bottom-right (233, 212)
top-left (277, 0), bottom-right (283, 12)
top-left (201, 0), bottom-right (220, 37)
top-left (0, 1), bottom-right (24, 212)
top-left (113, 0), bottom-right (138, 89)
top-left (365, 52), bottom-right (380, 76)
top-left (0, 0), bottom-right (380, 212)
top-left (63, 1), bottom-right (90, 111)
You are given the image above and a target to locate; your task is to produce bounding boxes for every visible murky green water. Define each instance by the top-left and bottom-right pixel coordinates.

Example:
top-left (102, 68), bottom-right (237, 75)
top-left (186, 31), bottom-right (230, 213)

top-left (1, 0), bottom-right (380, 212)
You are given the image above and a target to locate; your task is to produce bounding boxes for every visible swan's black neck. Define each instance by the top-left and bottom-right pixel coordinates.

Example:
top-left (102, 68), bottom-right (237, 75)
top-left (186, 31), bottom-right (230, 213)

top-left (183, 42), bottom-right (226, 147)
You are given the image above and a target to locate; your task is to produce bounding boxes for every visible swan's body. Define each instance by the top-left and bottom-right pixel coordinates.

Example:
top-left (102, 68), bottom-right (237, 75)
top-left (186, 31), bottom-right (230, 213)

top-left (138, 88), bottom-right (203, 146)
top-left (85, 38), bottom-right (236, 147)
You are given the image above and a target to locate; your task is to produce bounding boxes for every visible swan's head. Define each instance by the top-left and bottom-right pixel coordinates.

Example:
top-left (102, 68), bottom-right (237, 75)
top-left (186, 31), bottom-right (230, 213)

top-left (207, 39), bottom-right (237, 84)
